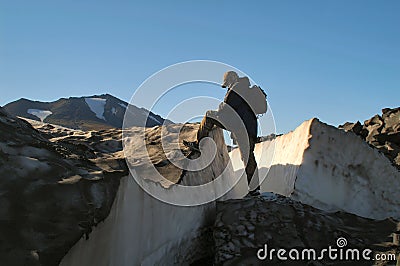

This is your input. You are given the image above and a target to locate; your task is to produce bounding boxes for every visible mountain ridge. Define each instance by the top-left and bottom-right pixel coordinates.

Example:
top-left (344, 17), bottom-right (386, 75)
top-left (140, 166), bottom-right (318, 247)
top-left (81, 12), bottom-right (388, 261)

top-left (4, 94), bottom-right (171, 131)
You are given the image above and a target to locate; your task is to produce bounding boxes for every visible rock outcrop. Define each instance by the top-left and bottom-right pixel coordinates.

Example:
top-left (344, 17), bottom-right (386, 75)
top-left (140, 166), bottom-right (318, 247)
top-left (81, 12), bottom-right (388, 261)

top-left (339, 107), bottom-right (400, 169)
top-left (214, 194), bottom-right (399, 265)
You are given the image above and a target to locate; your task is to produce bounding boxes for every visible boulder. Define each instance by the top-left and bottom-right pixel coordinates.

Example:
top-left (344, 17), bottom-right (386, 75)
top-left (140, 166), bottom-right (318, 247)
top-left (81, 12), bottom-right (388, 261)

top-left (339, 121), bottom-right (363, 135)
top-left (339, 107), bottom-right (400, 170)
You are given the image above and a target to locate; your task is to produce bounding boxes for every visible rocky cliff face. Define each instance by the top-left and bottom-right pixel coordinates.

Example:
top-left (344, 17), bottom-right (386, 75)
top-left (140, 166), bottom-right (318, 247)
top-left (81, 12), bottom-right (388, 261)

top-left (339, 107), bottom-right (400, 169)
top-left (214, 194), bottom-right (399, 265)
top-left (0, 107), bottom-right (127, 265)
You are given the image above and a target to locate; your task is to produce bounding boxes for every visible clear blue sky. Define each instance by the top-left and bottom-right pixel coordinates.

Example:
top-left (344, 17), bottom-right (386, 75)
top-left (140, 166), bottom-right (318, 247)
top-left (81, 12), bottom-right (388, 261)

top-left (1, 0), bottom-right (399, 133)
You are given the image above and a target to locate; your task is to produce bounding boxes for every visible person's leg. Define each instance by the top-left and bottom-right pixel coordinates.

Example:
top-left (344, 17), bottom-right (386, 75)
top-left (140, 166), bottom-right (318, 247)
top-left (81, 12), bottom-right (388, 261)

top-left (246, 137), bottom-right (260, 192)
top-left (196, 110), bottom-right (225, 141)
top-left (236, 134), bottom-right (260, 192)
top-left (197, 115), bottom-right (214, 141)
top-left (185, 111), bottom-right (222, 152)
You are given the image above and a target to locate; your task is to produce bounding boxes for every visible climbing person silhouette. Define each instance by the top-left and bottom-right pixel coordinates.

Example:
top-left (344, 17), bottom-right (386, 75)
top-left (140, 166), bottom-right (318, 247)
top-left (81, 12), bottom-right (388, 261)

top-left (184, 71), bottom-right (266, 196)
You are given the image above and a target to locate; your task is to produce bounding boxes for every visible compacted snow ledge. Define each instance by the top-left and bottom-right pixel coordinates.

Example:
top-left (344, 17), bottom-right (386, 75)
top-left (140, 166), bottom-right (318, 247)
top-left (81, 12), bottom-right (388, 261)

top-left (230, 118), bottom-right (400, 220)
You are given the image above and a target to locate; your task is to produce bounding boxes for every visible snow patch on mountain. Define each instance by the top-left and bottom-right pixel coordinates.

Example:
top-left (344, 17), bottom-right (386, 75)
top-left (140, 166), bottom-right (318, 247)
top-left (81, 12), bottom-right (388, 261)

top-left (148, 114), bottom-right (161, 124)
top-left (118, 103), bottom-right (127, 109)
top-left (138, 108), bottom-right (162, 124)
top-left (27, 109), bottom-right (52, 122)
top-left (85, 98), bottom-right (106, 120)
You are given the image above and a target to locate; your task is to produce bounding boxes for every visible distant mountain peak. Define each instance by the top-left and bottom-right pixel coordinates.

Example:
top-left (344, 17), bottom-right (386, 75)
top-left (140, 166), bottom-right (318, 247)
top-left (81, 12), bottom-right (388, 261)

top-left (4, 94), bottom-right (172, 131)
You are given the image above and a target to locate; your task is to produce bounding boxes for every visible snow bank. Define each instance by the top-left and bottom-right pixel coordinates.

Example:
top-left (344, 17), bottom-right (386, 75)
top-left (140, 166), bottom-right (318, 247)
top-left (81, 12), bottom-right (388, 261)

top-left (85, 97), bottom-right (106, 120)
top-left (27, 109), bottom-right (52, 122)
top-left (230, 118), bottom-right (400, 220)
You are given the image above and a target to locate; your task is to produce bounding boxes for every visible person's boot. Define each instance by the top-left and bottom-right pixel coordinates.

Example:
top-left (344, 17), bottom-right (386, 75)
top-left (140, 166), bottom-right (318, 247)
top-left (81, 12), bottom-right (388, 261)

top-left (248, 189), bottom-right (260, 197)
top-left (245, 186), bottom-right (261, 197)
top-left (183, 140), bottom-right (200, 153)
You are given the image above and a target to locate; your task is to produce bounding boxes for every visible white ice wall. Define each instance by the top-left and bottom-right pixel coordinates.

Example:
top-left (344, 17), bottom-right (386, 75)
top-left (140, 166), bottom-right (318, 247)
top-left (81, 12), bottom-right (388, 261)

top-left (230, 118), bottom-right (400, 220)
top-left (60, 176), bottom-right (215, 266)
top-left (292, 118), bottom-right (400, 220)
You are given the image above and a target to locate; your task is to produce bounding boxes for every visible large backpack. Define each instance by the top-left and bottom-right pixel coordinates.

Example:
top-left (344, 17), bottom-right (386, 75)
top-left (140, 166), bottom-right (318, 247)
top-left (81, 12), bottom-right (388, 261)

top-left (249, 85), bottom-right (267, 115)
top-left (232, 79), bottom-right (268, 115)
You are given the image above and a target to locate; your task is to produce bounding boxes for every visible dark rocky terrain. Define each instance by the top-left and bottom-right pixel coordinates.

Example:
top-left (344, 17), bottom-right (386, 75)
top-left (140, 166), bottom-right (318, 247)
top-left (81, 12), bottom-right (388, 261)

top-left (0, 107), bottom-right (127, 265)
top-left (339, 107), bottom-right (400, 170)
top-left (4, 94), bottom-right (170, 131)
top-left (214, 194), bottom-right (399, 265)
